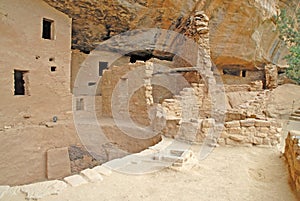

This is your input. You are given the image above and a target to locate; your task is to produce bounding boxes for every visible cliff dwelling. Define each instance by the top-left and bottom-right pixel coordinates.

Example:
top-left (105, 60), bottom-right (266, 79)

top-left (0, 0), bottom-right (300, 200)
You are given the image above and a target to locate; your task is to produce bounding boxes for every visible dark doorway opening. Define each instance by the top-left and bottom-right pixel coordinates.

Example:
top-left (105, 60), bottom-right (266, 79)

top-left (223, 68), bottom-right (241, 76)
top-left (14, 70), bottom-right (27, 95)
top-left (99, 61), bottom-right (108, 76)
top-left (42, 18), bottom-right (54, 40)
top-left (242, 70), bottom-right (246, 77)
top-left (129, 54), bottom-right (153, 63)
top-left (76, 98), bottom-right (84, 111)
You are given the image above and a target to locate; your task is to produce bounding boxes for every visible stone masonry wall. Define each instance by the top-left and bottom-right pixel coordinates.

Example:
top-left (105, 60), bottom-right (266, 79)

top-left (101, 61), bottom-right (153, 125)
top-left (162, 117), bottom-right (282, 146)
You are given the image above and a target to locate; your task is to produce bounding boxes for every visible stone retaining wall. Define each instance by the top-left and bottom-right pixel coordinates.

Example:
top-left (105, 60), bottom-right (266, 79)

top-left (162, 117), bottom-right (282, 146)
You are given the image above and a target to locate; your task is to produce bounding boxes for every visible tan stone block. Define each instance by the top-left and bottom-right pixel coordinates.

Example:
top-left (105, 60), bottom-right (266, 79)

top-left (248, 126), bottom-right (256, 132)
top-left (270, 120), bottom-right (282, 128)
top-left (263, 138), bottom-right (271, 146)
top-left (92, 166), bottom-right (112, 176)
top-left (47, 147), bottom-right (71, 180)
top-left (268, 126), bottom-right (277, 135)
top-left (254, 119), bottom-right (271, 127)
top-left (257, 127), bottom-right (269, 133)
top-left (64, 175), bottom-right (88, 187)
top-left (240, 119), bottom-right (255, 127)
top-left (217, 138), bottom-right (226, 145)
top-left (229, 135), bottom-right (245, 142)
top-left (271, 139), bottom-right (280, 146)
top-left (290, 130), bottom-right (300, 137)
top-left (255, 133), bottom-right (268, 138)
top-left (220, 131), bottom-right (229, 138)
top-left (0, 186), bottom-right (9, 200)
top-left (252, 137), bottom-right (263, 145)
top-left (225, 120), bottom-right (240, 128)
top-left (202, 118), bottom-right (215, 128)
top-left (227, 127), bottom-right (242, 134)
top-left (81, 169), bottom-right (103, 183)
top-left (226, 138), bottom-right (241, 146)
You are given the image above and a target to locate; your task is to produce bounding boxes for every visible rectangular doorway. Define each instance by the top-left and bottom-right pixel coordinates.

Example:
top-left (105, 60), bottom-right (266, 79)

top-left (99, 61), bottom-right (108, 76)
top-left (42, 18), bottom-right (54, 40)
top-left (14, 70), bottom-right (28, 95)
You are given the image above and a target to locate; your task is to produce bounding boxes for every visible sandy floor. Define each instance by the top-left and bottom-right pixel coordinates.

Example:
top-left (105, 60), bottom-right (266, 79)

top-left (2, 146), bottom-right (297, 201)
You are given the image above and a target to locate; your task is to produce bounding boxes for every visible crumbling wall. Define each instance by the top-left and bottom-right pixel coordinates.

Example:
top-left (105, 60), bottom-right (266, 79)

top-left (101, 62), bottom-right (153, 125)
top-left (284, 130), bottom-right (300, 199)
top-left (162, 117), bottom-right (282, 146)
top-left (265, 64), bottom-right (278, 89)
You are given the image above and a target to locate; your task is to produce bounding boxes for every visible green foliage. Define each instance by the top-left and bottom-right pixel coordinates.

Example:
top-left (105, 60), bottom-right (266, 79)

top-left (276, 8), bottom-right (300, 84)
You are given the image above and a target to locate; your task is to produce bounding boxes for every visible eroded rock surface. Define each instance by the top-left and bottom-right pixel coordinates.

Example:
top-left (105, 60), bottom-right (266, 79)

top-left (43, 0), bottom-right (297, 68)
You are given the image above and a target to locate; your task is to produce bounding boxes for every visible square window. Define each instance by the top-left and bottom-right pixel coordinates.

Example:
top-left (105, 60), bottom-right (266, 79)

top-left (51, 66), bottom-right (56, 72)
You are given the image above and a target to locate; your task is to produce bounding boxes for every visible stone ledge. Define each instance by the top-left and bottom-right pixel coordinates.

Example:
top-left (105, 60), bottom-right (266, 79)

top-left (290, 130), bottom-right (300, 137)
top-left (64, 175), bottom-right (88, 187)
top-left (92, 165), bottom-right (112, 176)
top-left (0, 186), bottom-right (10, 200)
top-left (80, 169), bottom-right (103, 183)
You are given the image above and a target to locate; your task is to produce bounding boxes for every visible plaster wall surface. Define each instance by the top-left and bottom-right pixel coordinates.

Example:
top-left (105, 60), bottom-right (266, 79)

top-left (0, 0), bottom-right (72, 126)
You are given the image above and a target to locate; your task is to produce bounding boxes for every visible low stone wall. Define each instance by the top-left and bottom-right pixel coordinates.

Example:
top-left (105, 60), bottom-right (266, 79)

top-left (219, 118), bottom-right (281, 146)
top-left (224, 81), bottom-right (263, 92)
top-left (284, 130), bottom-right (300, 198)
top-left (162, 118), bottom-right (282, 146)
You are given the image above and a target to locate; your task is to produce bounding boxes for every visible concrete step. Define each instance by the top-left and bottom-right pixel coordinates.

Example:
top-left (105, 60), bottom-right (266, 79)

top-left (290, 116), bottom-right (300, 121)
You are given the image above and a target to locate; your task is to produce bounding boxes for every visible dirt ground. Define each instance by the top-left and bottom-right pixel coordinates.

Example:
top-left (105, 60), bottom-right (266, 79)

top-left (1, 84), bottom-right (300, 199)
top-left (1, 146), bottom-right (297, 201)
top-left (0, 122), bottom-right (80, 185)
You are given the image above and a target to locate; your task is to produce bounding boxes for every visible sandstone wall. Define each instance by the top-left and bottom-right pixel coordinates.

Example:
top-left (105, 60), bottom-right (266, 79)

top-left (43, 0), bottom-right (297, 69)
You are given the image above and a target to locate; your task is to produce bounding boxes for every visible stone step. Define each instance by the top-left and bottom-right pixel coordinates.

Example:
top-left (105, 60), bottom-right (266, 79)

top-left (294, 110), bottom-right (300, 114)
top-left (290, 116), bottom-right (300, 121)
top-left (291, 113), bottom-right (300, 117)
top-left (80, 169), bottom-right (103, 183)
top-left (64, 175), bottom-right (88, 187)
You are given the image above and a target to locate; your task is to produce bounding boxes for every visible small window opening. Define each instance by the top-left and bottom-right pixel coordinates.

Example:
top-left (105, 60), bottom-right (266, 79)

top-left (242, 70), bottom-right (246, 77)
top-left (49, 57), bottom-right (55, 62)
top-left (42, 18), bottom-right (54, 40)
top-left (88, 82), bottom-right (96, 86)
top-left (14, 70), bottom-right (28, 95)
top-left (99, 61), bottom-right (108, 76)
top-left (278, 69), bottom-right (285, 75)
top-left (129, 54), bottom-right (152, 63)
top-left (76, 98), bottom-right (84, 111)
top-left (51, 66), bottom-right (56, 72)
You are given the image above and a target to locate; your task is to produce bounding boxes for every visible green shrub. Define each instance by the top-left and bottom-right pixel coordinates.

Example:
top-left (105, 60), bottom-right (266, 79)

top-left (276, 8), bottom-right (300, 84)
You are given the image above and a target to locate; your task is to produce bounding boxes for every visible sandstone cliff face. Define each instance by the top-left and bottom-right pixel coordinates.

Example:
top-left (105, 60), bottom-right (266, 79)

top-left (43, 0), bottom-right (197, 52)
top-left (43, 0), bottom-right (297, 68)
